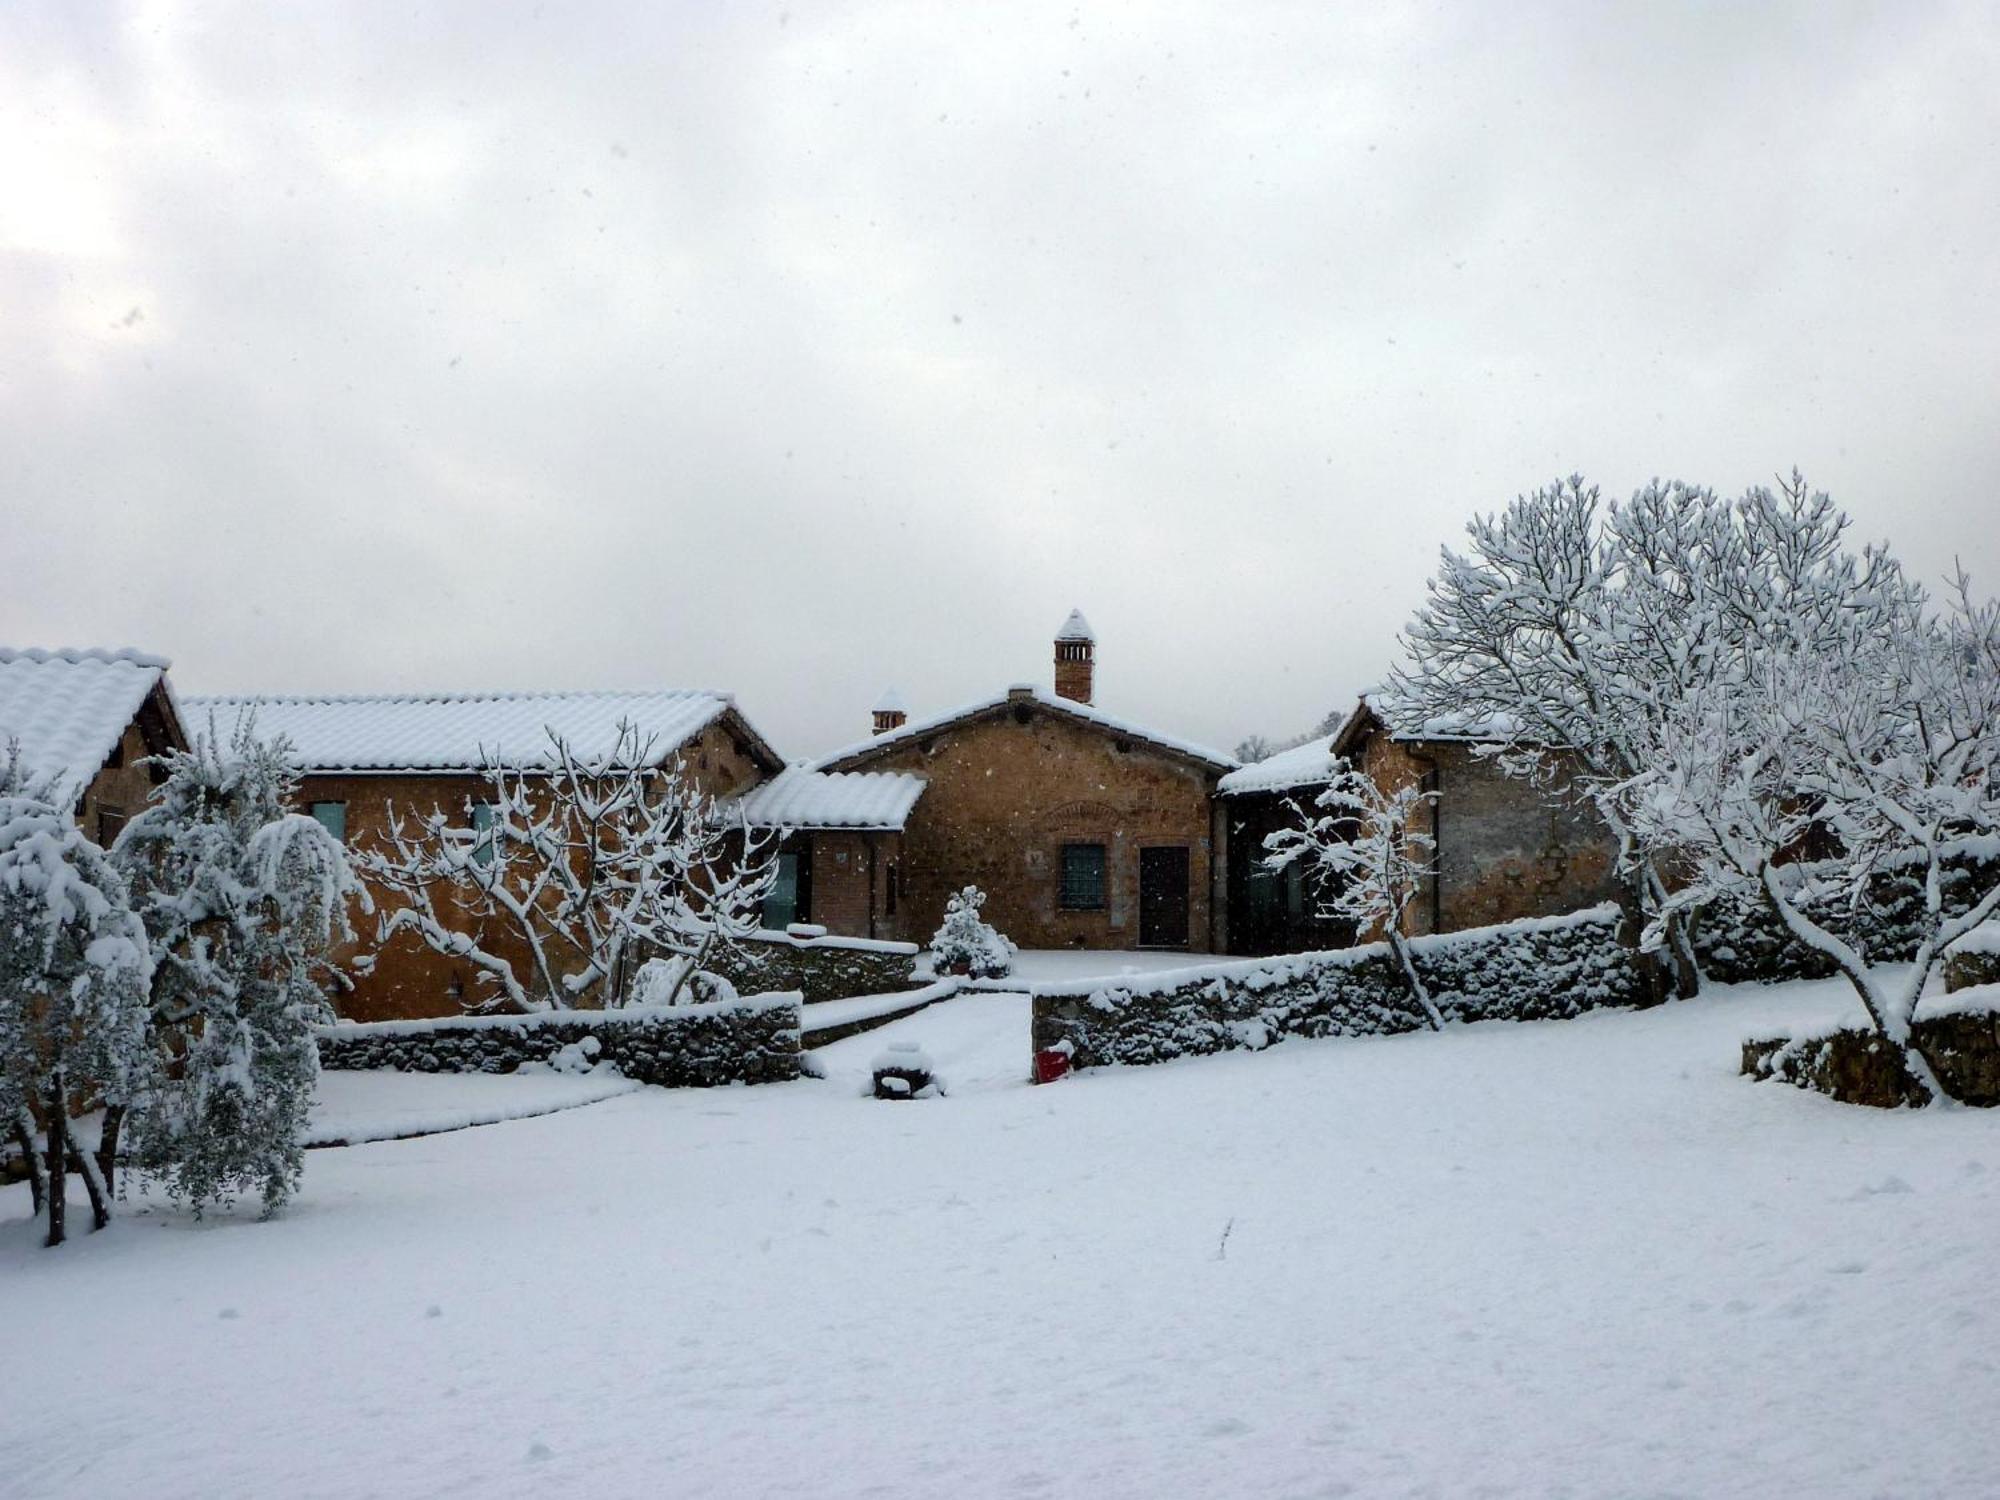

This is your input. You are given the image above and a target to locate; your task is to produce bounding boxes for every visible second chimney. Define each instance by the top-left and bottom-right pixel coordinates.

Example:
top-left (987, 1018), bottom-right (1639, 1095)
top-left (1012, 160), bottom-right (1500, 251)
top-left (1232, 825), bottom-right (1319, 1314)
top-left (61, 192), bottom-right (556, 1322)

top-left (1053, 608), bottom-right (1095, 705)
top-left (872, 686), bottom-right (909, 735)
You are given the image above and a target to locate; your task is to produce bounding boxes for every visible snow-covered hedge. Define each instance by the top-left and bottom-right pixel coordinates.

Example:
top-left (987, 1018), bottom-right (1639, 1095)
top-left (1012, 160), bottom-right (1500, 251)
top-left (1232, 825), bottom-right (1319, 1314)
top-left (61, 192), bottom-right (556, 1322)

top-left (316, 992), bottom-right (802, 1088)
top-left (1742, 985), bottom-right (2000, 1107)
top-left (1694, 842), bottom-right (2000, 984)
top-left (702, 929), bottom-right (920, 1004)
top-left (1031, 905), bottom-right (1640, 1071)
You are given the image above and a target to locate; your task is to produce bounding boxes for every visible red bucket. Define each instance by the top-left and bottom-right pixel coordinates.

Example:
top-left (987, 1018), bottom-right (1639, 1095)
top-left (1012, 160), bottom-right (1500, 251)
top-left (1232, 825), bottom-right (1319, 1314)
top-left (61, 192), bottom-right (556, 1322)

top-left (1032, 1048), bottom-right (1071, 1085)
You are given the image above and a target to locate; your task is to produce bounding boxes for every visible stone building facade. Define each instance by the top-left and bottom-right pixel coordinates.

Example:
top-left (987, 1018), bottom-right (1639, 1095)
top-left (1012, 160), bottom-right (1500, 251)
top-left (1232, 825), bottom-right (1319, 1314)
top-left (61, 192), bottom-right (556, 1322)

top-left (1329, 698), bottom-right (1621, 936)
top-left (0, 647), bottom-right (188, 841)
top-left (814, 616), bottom-right (1236, 953)
top-left (190, 690), bottom-right (783, 1022)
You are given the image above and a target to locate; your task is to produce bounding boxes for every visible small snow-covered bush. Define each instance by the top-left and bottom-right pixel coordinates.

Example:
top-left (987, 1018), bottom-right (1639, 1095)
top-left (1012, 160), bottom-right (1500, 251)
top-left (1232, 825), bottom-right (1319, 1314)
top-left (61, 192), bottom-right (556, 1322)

top-left (929, 886), bottom-right (1013, 979)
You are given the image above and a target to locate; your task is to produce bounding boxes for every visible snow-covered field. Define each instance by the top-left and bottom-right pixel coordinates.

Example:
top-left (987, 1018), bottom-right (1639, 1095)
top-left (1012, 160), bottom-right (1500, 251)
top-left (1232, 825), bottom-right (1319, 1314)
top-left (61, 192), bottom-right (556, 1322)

top-left (5, 977), bottom-right (1999, 1498)
top-left (306, 1068), bottom-right (644, 1147)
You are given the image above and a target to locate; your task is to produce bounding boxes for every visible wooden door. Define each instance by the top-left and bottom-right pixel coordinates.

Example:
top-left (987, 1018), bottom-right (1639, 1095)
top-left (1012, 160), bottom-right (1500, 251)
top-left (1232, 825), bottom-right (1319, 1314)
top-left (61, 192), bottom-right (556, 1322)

top-left (1139, 846), bottom-right (1191, 947)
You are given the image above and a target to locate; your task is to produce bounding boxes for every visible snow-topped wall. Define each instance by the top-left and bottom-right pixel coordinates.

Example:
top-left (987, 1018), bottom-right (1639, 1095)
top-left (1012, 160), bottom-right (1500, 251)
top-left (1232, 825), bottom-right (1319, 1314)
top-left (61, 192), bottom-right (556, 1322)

top-left (316, 992), bottom-right (802, 1087)
top-left (1694, 842), bottom-right (2000, 985)
top-left (704, 928), bottom-right (920, 1004)
top-left (1031, 905), bottom-right (1640, 1071)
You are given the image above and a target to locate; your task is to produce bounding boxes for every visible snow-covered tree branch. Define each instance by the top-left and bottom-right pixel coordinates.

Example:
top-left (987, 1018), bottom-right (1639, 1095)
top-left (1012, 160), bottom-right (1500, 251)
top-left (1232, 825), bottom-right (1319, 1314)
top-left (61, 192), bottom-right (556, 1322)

top-left (1617, 519), bottom-right (2000, 1103)
top-left (1264, 757), bottom-right (1444, 1029)
top-left (355, 722), bottom-right (782, 1013)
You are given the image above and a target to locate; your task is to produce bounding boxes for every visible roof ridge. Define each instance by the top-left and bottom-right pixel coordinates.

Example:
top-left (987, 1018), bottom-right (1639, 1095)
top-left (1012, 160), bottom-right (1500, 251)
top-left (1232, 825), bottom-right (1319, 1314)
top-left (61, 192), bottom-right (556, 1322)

top-left (0, 646), bottom-right (171, 670)
top-left (187, 687), bottom-right (726, 707)
top-left (813, 685), bottom-right (1237, 771)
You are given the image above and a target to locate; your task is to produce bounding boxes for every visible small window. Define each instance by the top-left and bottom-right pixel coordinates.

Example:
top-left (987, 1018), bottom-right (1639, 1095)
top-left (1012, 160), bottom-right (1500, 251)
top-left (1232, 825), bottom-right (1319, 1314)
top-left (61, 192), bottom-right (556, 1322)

top-left (765, 850), bottom-right (803, 929)
top-left (885, 864), bottom-right (899, 917)
top-left (310, 801), bottom-right (347, 843)
top-left (469, 802), bottom-right (499, 867)
top-left (1059, 843), bottom-right (1107, 910)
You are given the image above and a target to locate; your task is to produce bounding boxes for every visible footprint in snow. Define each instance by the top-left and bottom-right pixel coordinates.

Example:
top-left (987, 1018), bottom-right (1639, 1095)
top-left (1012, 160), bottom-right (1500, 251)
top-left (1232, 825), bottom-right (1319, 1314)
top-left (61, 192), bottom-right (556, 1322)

top-left (1852, 1175), bottom-right (1913, 1198)
top-left (1204, 1417), bottom-right (1252, 1439)
top-left (217, 1308), bottom-right (239, 1320)
top-left (526, 1442), bottom-right (553, 1463)
top-left (1829, 1260), bottom-right (1868, 1275)
top-left (425, 1304), bottom-right (443, 1318)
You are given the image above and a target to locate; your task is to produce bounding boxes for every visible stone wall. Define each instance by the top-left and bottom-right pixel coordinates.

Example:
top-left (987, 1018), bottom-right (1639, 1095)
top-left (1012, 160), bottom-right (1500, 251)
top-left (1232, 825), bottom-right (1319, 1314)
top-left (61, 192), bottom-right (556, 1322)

top-left (1694, 846), bottom-right (2000, 985)
top-left (705, 929), bottom-right (920, 1004)
top-left (1031, 904), bottom-right (1640, 1070)
top-left (316, 991), bottom-right (801, 1087)
top-left (1944, 925), bottom-right (2000, 993)
top-left (1742, 989), bottom-right (2000, 1107)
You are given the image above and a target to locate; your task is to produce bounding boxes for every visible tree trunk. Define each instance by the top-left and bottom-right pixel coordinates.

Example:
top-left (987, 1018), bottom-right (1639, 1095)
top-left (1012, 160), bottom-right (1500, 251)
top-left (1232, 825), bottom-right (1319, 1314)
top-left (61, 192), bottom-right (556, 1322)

top-left (67, 1116), bottom-right (111, 1232)
top-left (97, 1103), bottom-right (124, 1198)
top-left (44, 1073), bottom-right (67, 1249)
top-left (11, 1109), bottom-right (44, 1217)
top-left (1388, 931), bottom-right (1445, 1031)
top-left (1661, 908), bottom-right (1701, 1000)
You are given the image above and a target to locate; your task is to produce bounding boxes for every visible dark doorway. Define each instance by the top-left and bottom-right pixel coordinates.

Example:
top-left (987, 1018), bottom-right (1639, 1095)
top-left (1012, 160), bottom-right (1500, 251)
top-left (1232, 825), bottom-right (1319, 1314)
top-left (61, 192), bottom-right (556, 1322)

top-left (1138, 845), bottom-right (1190, 947)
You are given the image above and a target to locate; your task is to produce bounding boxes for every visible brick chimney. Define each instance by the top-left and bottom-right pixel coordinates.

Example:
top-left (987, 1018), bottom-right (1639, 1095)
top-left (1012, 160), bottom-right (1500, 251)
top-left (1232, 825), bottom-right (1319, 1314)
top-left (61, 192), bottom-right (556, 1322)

top-left (1053, 608), bottom-right (1095, 705)
top-left (871, 686), bottom-right (909, 736)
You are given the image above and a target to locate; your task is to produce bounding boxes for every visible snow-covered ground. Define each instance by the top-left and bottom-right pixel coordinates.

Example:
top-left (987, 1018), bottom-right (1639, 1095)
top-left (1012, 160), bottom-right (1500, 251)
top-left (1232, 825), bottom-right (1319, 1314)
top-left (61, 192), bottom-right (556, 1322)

top-left (5, 976), bottom-right (1999, 1498)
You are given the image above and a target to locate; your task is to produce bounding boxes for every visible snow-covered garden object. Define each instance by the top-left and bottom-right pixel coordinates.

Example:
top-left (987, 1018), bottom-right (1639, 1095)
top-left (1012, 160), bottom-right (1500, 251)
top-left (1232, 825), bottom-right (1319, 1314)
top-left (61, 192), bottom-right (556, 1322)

top-left (929, 885), bottom-right (1013, 979)
top-left (0, 752), bottom-right (154, 1246)
top-left (1263, 756), bottom-right (1444, 1028)
top-left (113, 718), bottom-right (361, 1217)
top-left (314, 991), bottom-right (802, 1088)
top-left (1030, 905), bottom-right (1639, 1070)
top-left (871, 1038), bottom-right (939, 1099)
top-left (628, 955), bottom-right (739, 1009)
top-left (1616, 494), bottom-right (2000, 1105)
top-left (355, 720), bottom-right (782, 1014)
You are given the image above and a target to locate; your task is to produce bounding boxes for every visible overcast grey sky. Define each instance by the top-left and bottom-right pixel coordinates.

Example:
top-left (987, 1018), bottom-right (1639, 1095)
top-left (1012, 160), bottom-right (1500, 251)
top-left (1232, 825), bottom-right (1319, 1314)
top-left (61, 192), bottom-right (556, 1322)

top-left (4, 2), bottom-right (1996, 759)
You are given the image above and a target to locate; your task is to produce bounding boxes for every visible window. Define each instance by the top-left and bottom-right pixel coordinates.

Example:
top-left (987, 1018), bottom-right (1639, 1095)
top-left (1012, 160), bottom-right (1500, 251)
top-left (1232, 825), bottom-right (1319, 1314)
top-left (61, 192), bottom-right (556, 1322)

top-left (764, 849), bottom-right (805, 929)
top-left (310, 801), bottom-right (347, 843)
top-left (885, 864), bottom-right (899, 917)
top-left (1059, 842), bottom-right (1107, 910)
top-left (470, 801), bottom-right (499, 867)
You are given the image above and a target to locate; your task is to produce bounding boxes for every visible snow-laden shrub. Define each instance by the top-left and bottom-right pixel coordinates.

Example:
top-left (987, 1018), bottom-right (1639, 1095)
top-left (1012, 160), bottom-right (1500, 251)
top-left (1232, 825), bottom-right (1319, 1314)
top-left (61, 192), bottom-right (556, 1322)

top-left (114, 719), bottom-right (361, 1218)
top-left (627, 955), bottom-right (739, 1009)
top-left (0, 751), bottom-right (155, 1246)
top-left (929, 886), bottom-right (1013, 979)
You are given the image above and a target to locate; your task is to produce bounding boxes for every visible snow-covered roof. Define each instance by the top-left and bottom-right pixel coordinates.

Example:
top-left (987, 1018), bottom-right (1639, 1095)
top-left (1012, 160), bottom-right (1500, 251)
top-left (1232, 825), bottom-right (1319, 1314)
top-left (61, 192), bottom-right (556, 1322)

top-left (1332, 692), bottom-right (1520, 754)
top-left (185, 689), bottom-right (762, 774)
top-left (0, 647), bottom-right (176, 802)
top-left (1217, 734), bottom-right (1343, 796)
top-left (872, 686), bottom-right (909, 715)
top-left (813, 686), bottom-right (1238, 773)
top-left (728, 766), bottom-right (927, 831)
top-left (1056, 608), bottom-right (1095, 644)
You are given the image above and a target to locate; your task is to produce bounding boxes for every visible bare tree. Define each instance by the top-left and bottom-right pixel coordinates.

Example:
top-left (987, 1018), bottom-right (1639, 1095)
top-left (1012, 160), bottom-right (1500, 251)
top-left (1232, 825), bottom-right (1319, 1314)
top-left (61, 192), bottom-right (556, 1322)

top-left (1264, 757), bottom-right (1445, 1029)
top-left (354, 722), bottom-right (781, 1013)
top-left (1621, 536), bottom-right (2000, 1103)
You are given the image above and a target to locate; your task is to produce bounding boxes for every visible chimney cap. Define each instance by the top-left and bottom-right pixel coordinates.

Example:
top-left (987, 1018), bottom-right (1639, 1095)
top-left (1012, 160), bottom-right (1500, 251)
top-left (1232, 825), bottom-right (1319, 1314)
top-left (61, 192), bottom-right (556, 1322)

top-left (1055, 607), bottom-right (1095, 644)
top-left (872, 685), bottom-right (908, 714)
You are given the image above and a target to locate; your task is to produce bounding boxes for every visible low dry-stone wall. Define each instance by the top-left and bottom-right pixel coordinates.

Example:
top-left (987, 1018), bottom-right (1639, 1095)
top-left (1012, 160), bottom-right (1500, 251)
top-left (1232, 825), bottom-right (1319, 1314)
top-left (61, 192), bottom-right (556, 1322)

top-left (706, 929), bottom-right (920, 1004)
top-left (1741, 988), bottom-right (2000, 1108)
top-left (317, 992), bottom-right (802, 1087)
top-left (1945, 926), bottom-right (2000, 994)
top-left (1032, 905), bottom-right (1641, 1071)
top-left (1694, 843), bottom-right (2000, 984)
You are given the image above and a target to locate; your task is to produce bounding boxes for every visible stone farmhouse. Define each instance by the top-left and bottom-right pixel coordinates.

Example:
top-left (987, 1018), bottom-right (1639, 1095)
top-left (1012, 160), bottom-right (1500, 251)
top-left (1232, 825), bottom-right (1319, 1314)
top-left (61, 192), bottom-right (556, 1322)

top-left (812, 611), bottom-right (1238, 953)
top-left (0, 647), bottom-right (188, 842)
